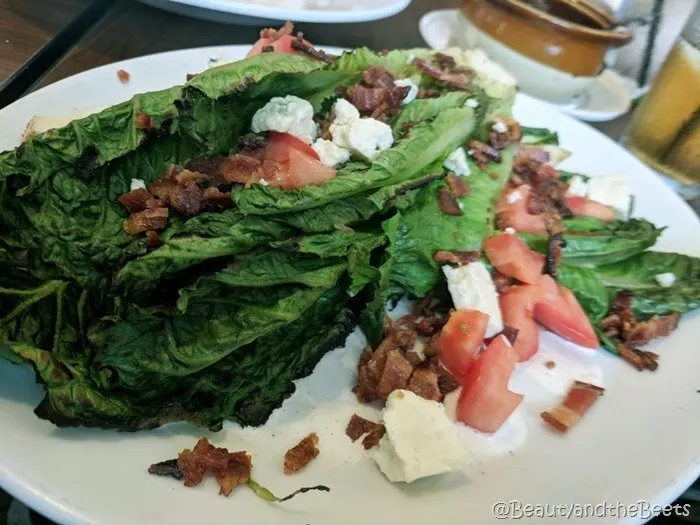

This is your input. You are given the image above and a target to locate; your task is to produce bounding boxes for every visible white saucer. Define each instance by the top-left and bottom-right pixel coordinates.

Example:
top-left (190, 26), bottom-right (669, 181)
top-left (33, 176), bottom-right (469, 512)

top-left (419, 9), bottom-right (634, 122)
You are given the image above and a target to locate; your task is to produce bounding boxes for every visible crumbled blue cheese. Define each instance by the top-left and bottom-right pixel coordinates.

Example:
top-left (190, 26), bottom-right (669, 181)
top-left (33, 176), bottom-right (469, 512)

top-left (330, 99), bottom-right (394, 160)
top-left (130, 178), bottom-right (146, 191)
top-left (565, 175), bottom-right (588, 197)
top-left (312, 139), bottom-right (351, 168)
top-left (586, 174), bottom-right (631, 216)
top-left (465, 98), bottom-right (480, 109)
top-left (444, 147), bottom-right (470, 176)
top-left (369, 390), bottom-right (469, 483)
top-left (251, 95), bottom-right (318, 144)
top-left (394, 78), bottom-right (419, 105)
top-left (443, 262), bottom-right (504, 338)
top-left (492, 120), bottom-right (508, 134)
top-left (655, 273), bottom-right (676, 288)
top-left (505, 227), bottom-right (516, 235)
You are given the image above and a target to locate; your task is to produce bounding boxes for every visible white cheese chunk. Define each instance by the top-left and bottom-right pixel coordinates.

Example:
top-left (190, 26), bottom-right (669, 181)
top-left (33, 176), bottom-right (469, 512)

top-left (370, 390), bottom-right (469, 483)
top-left (312, 139), bottom-right (351, 168)
top-left (443, 262), bottom-right (504, 338)
top-left (332, 98), bottom-right (360, 122)
top-left (251, 95), bottom-right (318, 144)
top-left (655, 272), bottom-right (677, 288)
top-left (492, 120), bottom-right (508, 134)
top-left (443, 147), bottom-right (470, 176)
top-left (394, 78), bottom-right (419, 105)
top-left (332, 116), bottom-right (393, 160)
top-left (565, 175), bottom-right (589, 197)
top-left (130, 178), bottom-right (146, 191)
top-left (465, 98), bottom-right (480, 109)
top-left (586, 174), bottom-right (631, 216)
top-left (506, 189), bottom-right (522, 204)
top-left (504, 227), bottom-right (516, 235)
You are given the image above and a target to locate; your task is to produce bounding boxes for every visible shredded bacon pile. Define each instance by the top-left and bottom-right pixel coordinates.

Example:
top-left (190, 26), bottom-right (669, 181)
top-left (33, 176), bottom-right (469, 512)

top-left (346, 66), bottom-right (410, 120)
top-left (598, 291), bottom-right (681, 371)
top-left (355, 300), bottom-right (460, 404)
top-left (433, 250), bottom-right (480, 265)
top-left (345, 414), bottom-right (386, 450)
top-left (468, 140), bottom-right (502, 170)
top-left (283, 433), bottom-right (320, 475)
top-left (413, 52), bottom-right (472, 92)
top-left (118, 161), bottom-right (235, 244)
top-left (175, 438), bottom-right (252, 496)
top-left (541, 381), bottom-right (604, 433)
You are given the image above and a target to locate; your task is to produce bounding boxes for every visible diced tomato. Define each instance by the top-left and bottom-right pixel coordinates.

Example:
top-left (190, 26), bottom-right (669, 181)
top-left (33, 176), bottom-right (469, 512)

top-left (534, 276), bottom-right (599, 349)
top-left (484, 233), bottom-right (545, 285)
top-left (265, 131), bottom-right (319, 161)
top-left (248, 34), bottom-right (307, 57)
top-left (258, 132), bottom-right (334, 190)
top-left (437, 310), bottom-right (490, 379)
top-left (499, 284), bottom-right (543, 362)
top-left (456, 336), bottom-right (524, 433)
top-left (565, 196), bottom-right (616, 222)
top-left (496, 185), bottom-right (547, 234)
top-left (286, 148), bottom-right (336, 187)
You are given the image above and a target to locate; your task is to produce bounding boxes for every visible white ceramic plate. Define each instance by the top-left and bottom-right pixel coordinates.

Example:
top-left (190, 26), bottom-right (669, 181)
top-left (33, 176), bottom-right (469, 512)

top-left (135, 0), bottom-right (411, 25)
top-left (1, 45), bottom-right (700, 525)
top-left (419, 9), bottom-right (635, 122)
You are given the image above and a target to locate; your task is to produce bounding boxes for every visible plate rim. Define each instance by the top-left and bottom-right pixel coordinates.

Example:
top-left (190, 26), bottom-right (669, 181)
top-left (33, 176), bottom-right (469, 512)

top-left (0, 44), bottom-right (699, 525)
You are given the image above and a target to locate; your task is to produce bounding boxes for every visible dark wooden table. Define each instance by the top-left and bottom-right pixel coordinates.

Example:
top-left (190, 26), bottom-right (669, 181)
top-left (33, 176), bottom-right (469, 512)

top-left (0, 0), bottom-right (699, 523)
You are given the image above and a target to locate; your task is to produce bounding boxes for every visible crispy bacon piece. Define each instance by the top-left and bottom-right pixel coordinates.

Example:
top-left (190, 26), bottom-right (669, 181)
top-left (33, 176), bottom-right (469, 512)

top-left (541, 381), bottom-right (604, 433)
top-left (433, 250), bottom-right (480, 265)
top-left (177, 438), bottom-right (252, 496)
top-left (488, 118), bottom-right (523, 150)
top-left (428, 357), bottom-right (461, 396)
top-left (417, 87), bottom-right (439, 99)
top-left (203, 187), bottom-right (233, 209)
top-left (123, 207), bottom-right (168, 235)
top-left (406, 366), bottom-right (441, 402)
top-left (624, 313), bottom-right (681, 346)
top-left (416, 315), bottom-right (448, 336)
top-left (412, 58), bottom-right (470, 91)
top-left (117, 69), bottom-right (130, 84)
top-left (446, 173), bottom-right (470, 198)
top-left (291, 33), bottom-right (334, 64)
top-left (219, 154), bottom-right (263, 185)
top-left (499, 325), bottom-right (520, 346)
top-left (345, 414), bottom-right (386, 449)
top-left (148, 459), bottom-right (183, 480)
top-left (377, 348), bottom-right (414, 399)
top-left (544, 232), bottom-right (567, 278)
top-left (284, 433), bottom-right (320, 475)
top-left (469, 140), bottom-right (501, 169)
top-left (434, 52), bottom-right (457, 69)
top-left (262, 45), bottom-right (275, 53)
top-left (437, 186), bottom-right (463, 216)
top-left (135, 112), bottom-right (152, 131)
top-left (346, 66), bottom-right (409, 119)
top-left (118, 188), bottom-right (151, 213)
top-left (145, 230), bottom-right (163, 249)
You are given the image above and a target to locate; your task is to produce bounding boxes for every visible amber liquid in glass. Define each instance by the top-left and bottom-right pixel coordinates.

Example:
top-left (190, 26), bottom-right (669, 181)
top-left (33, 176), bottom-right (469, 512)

top-left (626, 38), bottom-right (700, 186)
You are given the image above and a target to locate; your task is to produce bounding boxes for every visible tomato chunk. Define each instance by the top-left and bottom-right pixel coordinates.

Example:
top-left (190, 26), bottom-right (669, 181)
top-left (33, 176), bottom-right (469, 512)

top-left (534, 276), bottom-right (599, 349)
top-left (287, 148), bottom-right (336, 188)
top-left (456, 336), bottom-right (524, 433)
top-left (496, 185), bottom-right (547, 234)
top-left (499, 284), bottom-right (543, 362)
top-left (265, 132), bottom-right (319, 161)
top-left (437, 310), bottom-right (490, 379)
top-left (258, 132), bottom-right (335, 190)
top-left (565, 196), bottom-right (616, 222)
top-left (484, 233), bottom-right (545, 285)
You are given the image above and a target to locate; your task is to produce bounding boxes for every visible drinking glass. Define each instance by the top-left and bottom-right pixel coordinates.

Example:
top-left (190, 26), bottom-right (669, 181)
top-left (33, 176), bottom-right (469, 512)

top-left (624, 2), bottom-right (700, 200)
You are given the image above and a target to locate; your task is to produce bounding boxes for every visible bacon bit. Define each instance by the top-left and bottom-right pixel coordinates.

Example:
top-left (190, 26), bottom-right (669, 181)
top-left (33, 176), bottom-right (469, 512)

top-left (123, 207), bottom-right (168, 235)
top-left (406, 366), bottom-right (442, 402)
top-left (377, 349), bottom-right (414, 399)
top-left (624, 313), bottom-right (681, 346)
top-left (117, 69), bottom-right (130, 84)
top-left (177, 438), bottom-right (252, 496)
top-left (541, 381), bottom-right (604, 433)
top-left (220, 154), bottom-right (263, 184)
top-left (500, 325), bottom-right (520, 345)
top-left (291, 33), bottom-right (334, 64)
top-left (437, 186), bottom-right (463, 216)
top-left (417, 87), bottom-right (439, 99)
top-left (260, 20), bottom-right (294, 41)
top-left (544, 360), bottom-right (556, 369)
top-left (428, 357), bottom-right (461, 396)
top-left (544, 232), bottom-right (567, 278)
top-left (118, 188), bottom-right (151, 213)
top-left (469, 140), bottom-right (501, 169)
top-left (618, 344), bottom-right (660, 371)
top-left (413, 58), bottom-right (471, 91)
top-left (283, 433), bottom-right (320, 475)
top-left (148, 459), bottom-right (183, 480)
top-left (346, 414), bottom-right (380, 441)
top-left (493, 270), bottom-right (513, 294)
top-left (145, 230), bottom-right (163, 249)
top-left (434, 52), bottom-right (457, 69)
top-left (446, 173), bottom-right (470, 198)
top-left (416, 315), bottom-right (448, 337)
top-left (347, 66), bottom-right (409, 119)
top-left (488, 118), bottom-right (523, 150)
top-left (413, 58), bottom-right (443, 79)
top-left (261, 45), bottom-right (275, 53)
top-left (362, 425), bottom-right (386, 450)
top-left (135, 112), bottom-right (152, 131)
top-left (413, 293), bottom-right (434, 317)
top-left (433, 250), bottom-right (480, 265)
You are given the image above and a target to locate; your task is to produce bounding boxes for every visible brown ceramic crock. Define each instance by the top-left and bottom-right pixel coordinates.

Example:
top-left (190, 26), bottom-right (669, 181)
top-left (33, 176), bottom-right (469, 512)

top-left (461, 0), bottom-right (633, 77)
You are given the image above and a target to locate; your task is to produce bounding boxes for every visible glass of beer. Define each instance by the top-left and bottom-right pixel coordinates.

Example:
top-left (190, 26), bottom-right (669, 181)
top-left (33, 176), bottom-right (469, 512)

top-left (625, 3), bottom-right (700, 200)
